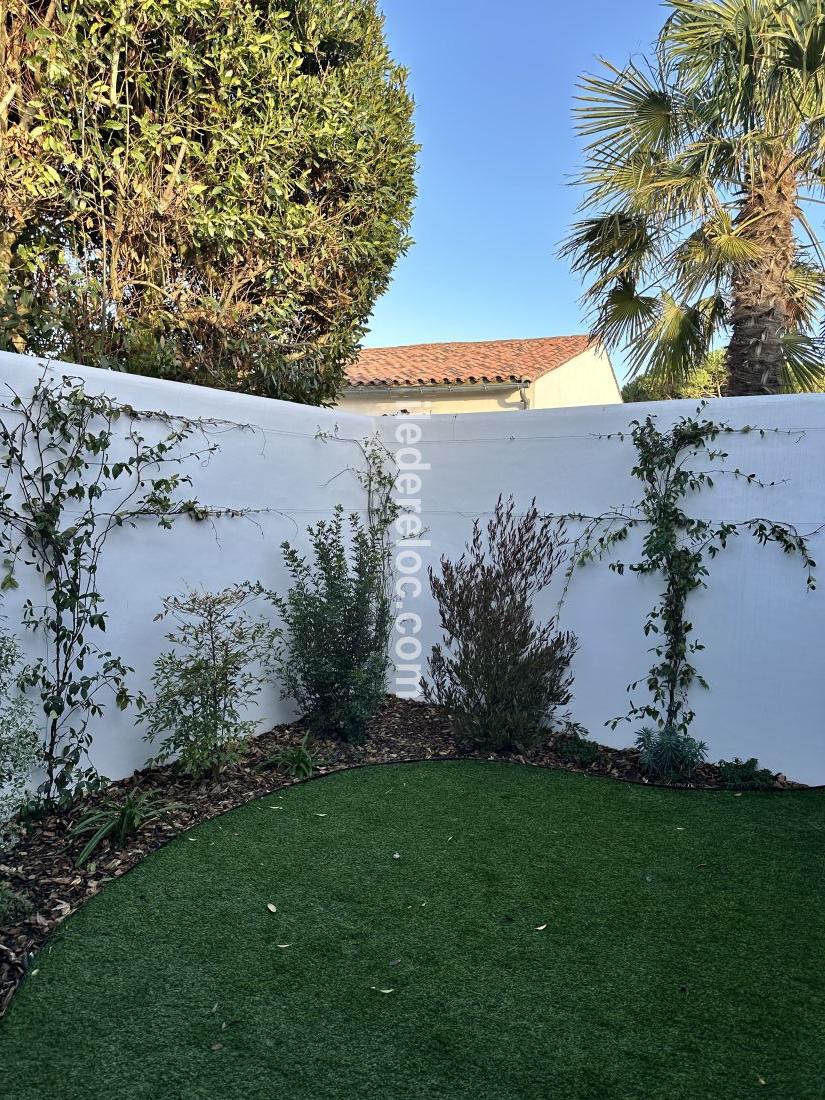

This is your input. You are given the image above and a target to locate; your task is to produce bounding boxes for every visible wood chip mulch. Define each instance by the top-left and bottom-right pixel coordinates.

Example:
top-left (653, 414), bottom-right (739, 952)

top-left (0, 696), bottom-right (804, 1016)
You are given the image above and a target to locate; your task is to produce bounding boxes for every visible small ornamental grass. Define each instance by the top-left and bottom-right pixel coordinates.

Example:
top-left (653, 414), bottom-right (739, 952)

top-left (424, 496), bottom-right (578, 752)
top-left (272, 507), bottom-right (391, 743)
top-left (260, 733), bottom-right (318, 781)
top-left (70, 790), bottom-right (184, 867)
top-left (139, 585), bottom-right (277, 779)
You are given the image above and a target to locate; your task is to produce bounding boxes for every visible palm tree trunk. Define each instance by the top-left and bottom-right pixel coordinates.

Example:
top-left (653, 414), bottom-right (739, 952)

top-left (725, 158), bottom-right (797, 396)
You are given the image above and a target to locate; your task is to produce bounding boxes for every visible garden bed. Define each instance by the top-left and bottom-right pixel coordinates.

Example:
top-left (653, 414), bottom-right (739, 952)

top-left (0, 696), bottom-right (803, 1015)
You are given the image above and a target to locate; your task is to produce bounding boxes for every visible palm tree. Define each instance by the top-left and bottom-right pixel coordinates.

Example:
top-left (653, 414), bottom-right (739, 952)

top-left (562, 0), bottom-right (825, 396)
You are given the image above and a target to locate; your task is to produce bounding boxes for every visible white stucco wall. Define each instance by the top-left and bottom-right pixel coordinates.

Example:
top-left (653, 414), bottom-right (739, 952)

top-left (0, 352), bottom-right (375, 781)
top-left (378, 397), bottom-right (825, 785)
top-left (2, 352), bottom-right (823, 783)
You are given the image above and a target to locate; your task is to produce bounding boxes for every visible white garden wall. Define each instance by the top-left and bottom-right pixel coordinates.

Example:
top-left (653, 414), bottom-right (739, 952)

top-left (377, 399), bottom-right (825, 784)
top-left (2, 351), bottom-right (824, 784)
top-left (0, 352), bottom-right (376, 781)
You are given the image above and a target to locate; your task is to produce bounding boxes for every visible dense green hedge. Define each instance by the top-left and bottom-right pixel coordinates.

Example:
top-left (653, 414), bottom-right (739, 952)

top-left (0, 0), bottom-right (416, 404)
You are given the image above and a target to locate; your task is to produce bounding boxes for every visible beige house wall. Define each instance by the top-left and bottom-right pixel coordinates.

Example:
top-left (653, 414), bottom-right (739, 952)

top-left (336, 344), bottom-right (622, 417)
top-left (336, 385), bottom-right (525, 417)
top-left (529, 346), bottom-right (622, 408)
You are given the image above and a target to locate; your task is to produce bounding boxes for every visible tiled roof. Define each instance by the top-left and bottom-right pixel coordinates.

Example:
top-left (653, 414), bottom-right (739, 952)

top-left (346, 335), bottom-right (594, 388)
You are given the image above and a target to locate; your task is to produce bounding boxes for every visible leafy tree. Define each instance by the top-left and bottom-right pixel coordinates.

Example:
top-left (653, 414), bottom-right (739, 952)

top-left (622, 349), bottom-right (729, 401)
top-left (0, 0), bottom-right (416, 404)
top-left (562, 0), bottom-right (825, 397)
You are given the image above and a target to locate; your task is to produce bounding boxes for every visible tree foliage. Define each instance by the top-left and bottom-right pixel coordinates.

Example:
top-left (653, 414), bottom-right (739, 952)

top-left (0, 0), bottom-right (416, 404)
top-left (622, 349), bottom-right (729, 402)
top-left (562, 0), bottom-right (825, 397)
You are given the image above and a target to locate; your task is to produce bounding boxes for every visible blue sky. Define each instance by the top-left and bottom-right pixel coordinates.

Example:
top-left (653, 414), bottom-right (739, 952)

top-left (365, 0), bottom-right (668, 380)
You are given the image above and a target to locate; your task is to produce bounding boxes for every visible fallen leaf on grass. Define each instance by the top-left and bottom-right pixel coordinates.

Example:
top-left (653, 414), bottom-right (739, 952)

top-left (266, 903), bottom-right (277, 913)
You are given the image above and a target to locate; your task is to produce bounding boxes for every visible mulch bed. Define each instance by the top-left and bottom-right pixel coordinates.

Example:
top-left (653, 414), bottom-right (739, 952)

top-left (0, 696), bottom-right (803, 1016)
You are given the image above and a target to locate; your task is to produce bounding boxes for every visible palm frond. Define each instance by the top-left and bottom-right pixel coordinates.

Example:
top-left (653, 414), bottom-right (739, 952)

top-left (576, 58), bottom-right (680, 161)
top-left (565, 0), bottom-right (825, 394)
top-left (625, 292), bottom-right (721, 386)
top-left (786, 260), bottom-right (825, 328)
top-left (774, 3), bottom-right (825, 78)
top-left (673, 209), bottom-right (761, 297)
top-left (781, 329), bottom-right (825, 390)
top-left (591, 276), bottom-right (660, 348)
top-left (561, 212), bottom-right (657, 285)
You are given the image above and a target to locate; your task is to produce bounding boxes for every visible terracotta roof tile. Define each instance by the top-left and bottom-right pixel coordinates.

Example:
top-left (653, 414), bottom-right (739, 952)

top-left (346, 335), bottom-right (594, 388)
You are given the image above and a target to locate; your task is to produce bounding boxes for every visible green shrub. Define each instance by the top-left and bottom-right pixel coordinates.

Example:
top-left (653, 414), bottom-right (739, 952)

top-left (260, 734), bottom-right (318, 780)
top-left (139, 585), bottom-right (276, 779)
top-left (0, 628), bottom-right (41, 849)
top-left (554, 732), bottom-right (603, 767)
top-left (1, 0), bottom-right (416, 405)
top-left (423, 496), bottom-right (578, 752)
top-left (717, 757), bottom-right (775, 791)
top-left (272, 507), bottom-right (391, 742)
top-left (71, 790), bottom-right (184, 867)
top-left (635, 727), bottom-right (708, 783)
top-left (0, 883), bottom-right (33, 926)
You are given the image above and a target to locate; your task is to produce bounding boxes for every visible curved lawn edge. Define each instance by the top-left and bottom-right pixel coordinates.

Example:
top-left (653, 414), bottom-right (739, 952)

top-left (2, 760), bottom-right (824, 1100)
top-left (1, 698), bottom-right (819, 1017)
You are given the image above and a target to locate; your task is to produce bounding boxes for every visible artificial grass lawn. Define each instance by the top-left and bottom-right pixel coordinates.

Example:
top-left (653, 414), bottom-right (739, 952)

top-left (2, 763), bottom-right (824, 1100)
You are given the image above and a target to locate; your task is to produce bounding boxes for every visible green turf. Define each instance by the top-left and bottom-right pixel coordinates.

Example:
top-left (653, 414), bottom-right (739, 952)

top-left (2, 762), bottom-right (824, 1099)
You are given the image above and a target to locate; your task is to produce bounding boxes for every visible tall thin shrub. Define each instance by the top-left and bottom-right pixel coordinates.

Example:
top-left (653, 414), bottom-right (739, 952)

top-left (424, 497), bottom-right (578, 752)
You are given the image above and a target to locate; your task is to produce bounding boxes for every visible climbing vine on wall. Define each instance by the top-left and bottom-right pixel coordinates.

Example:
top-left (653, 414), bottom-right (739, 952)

top-left (318, 427), bottom-right (401, 616)
top-left (565, 406), bottom-right (817, 738)
top-left (0, 372), bottom-right (252, 803)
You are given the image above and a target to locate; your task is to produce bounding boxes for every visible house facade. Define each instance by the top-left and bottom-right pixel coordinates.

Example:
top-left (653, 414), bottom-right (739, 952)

top-left (336, 335), bottom-right (622, 416)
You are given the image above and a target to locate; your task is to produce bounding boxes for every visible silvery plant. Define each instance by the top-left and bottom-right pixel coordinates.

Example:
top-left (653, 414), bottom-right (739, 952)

top-left (0, 627), bottom-right (41, 849)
